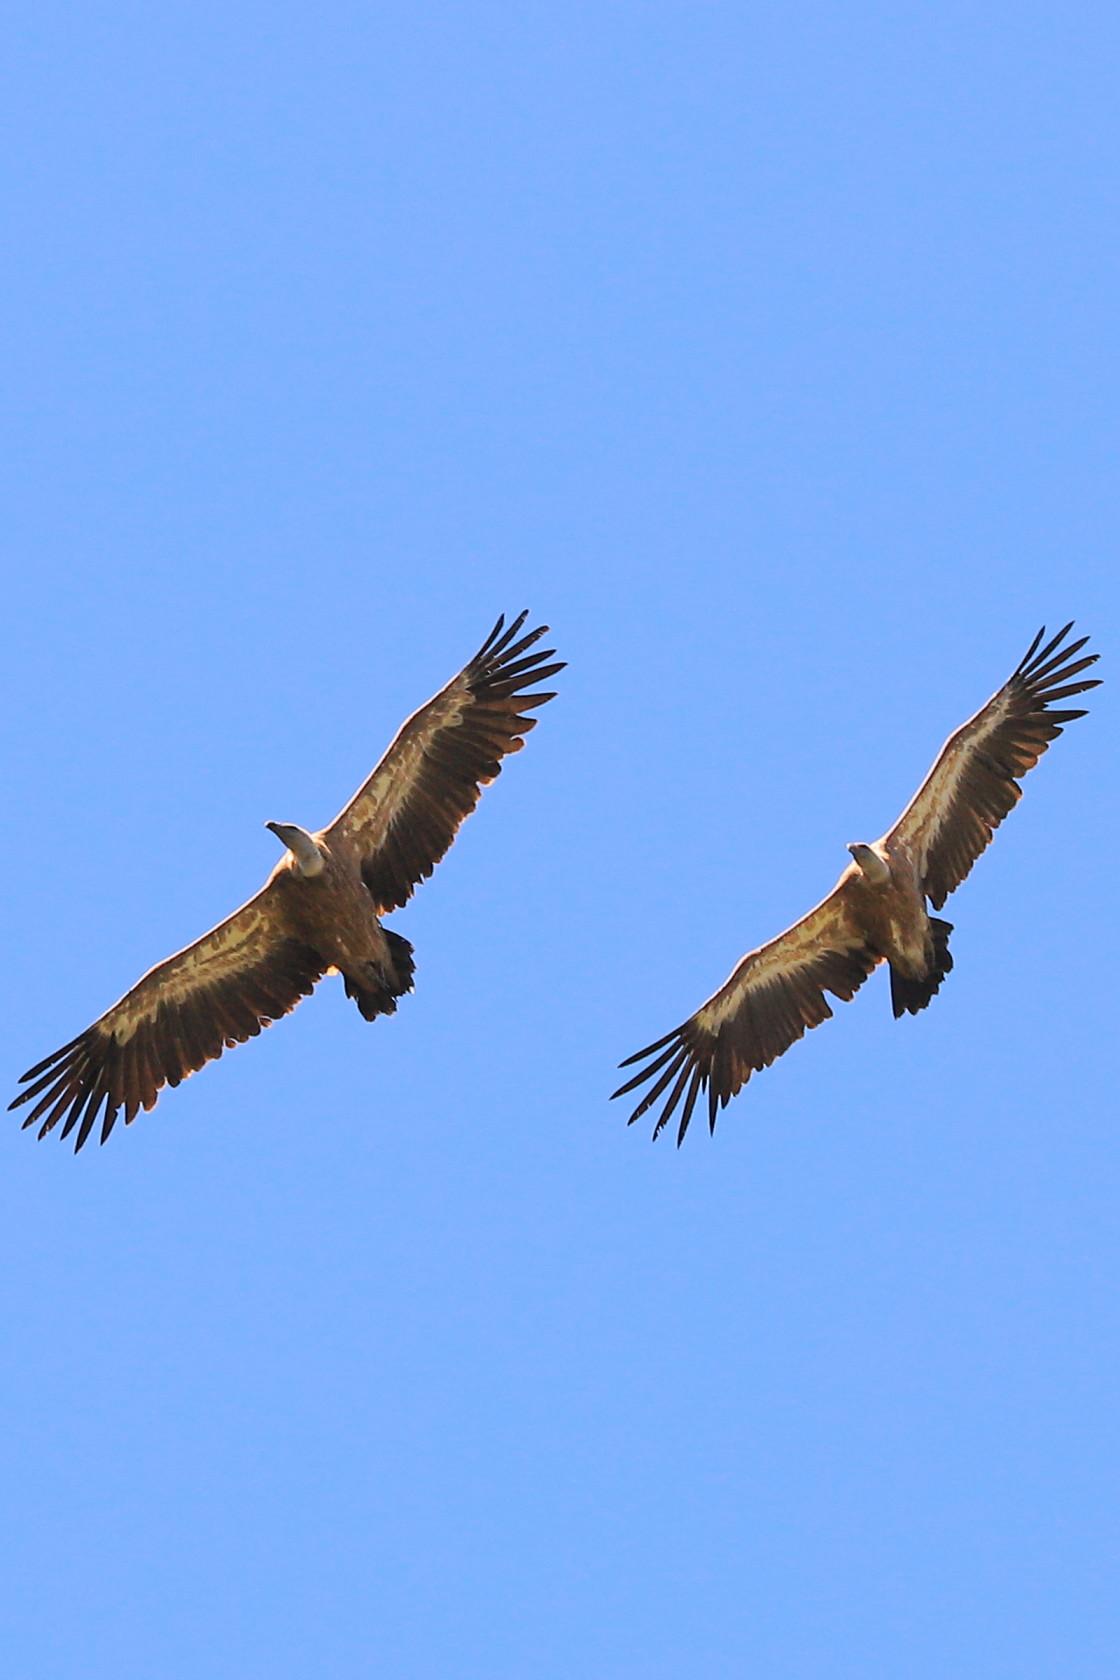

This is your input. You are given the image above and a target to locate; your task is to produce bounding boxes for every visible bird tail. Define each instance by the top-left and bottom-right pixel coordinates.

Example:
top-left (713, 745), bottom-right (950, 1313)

top-left (343, 930), bottom-right (416, 1022)
top-left (890, 918), bottom-right (954, 1019)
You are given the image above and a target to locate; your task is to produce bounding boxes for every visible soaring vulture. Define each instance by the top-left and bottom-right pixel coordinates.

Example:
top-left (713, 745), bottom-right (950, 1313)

top-left (12, 613), bottom-right (562, 1150)
top-left (614, 623), bottom-right (1100, 1144)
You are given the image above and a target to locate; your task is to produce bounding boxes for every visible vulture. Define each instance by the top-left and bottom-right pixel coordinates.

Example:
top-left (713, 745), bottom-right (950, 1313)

top-left (12, 613), bottom-right (563, 1150)
top-left (614, 623), bottom-right (1100, 1144)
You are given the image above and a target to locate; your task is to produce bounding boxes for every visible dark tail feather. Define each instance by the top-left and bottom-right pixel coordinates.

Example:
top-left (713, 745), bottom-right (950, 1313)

top-left (890, 918), bottom-right (954, 1019)
top-left (343, 930), bottom-right (416, 1023)
top-left (384, 929), bottom-right (416, 993)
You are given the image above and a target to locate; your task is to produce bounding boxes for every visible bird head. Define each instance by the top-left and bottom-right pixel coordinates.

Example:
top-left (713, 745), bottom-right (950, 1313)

top-left (266, 822), bottom-right (326, 878)
top-left (847, 843), bottom-right (890, 885)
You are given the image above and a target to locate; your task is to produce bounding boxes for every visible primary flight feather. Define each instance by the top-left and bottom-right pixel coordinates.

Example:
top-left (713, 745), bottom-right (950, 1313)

top-left (12, 613), bottom-right (563, 1150)
top-left (614, 623), bottom-right (1100, 1144)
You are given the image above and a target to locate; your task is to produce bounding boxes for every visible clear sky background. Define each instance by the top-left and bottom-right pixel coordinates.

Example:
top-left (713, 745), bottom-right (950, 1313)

top-left (1, 4), bottom-right (1117, 1676)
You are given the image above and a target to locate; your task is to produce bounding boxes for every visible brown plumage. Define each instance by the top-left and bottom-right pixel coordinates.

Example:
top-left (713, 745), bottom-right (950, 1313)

top-left (614, 623), bottom-right (1100, 1144)
top-left (12, 613), bottom-right (563, 1150)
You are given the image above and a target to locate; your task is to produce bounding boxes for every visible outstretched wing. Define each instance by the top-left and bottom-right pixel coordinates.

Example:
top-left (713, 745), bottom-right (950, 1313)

top-left (10, 887), bottom-right (325, 1151)
top-left (325, 612), bottom-right (564, 914)
top-left (889, 624), bottom-right (1100, 910)
top-left (613, 878), bottom-right (880, 1144)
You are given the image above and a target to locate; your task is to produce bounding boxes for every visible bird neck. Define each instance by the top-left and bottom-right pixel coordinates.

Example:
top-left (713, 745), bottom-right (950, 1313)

top-left (291, 838), bottom-right (326, 878)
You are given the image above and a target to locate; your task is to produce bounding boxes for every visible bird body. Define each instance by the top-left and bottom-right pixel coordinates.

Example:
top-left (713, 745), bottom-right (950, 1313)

top-left (262, 830), bottom-right (415, 1022)
top-left (846, 837), bottom-right (937, 980)
top-left (12, 613), bottom-right (562, 1149)
top-left (615, 623), bottom-right (1100, 1143)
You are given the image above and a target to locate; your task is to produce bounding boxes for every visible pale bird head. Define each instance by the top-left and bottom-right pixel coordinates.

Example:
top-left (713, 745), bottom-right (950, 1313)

top-left (847, 842), bottom-right (890, 885)
top-left (266, 822), bottom-right (326, 878)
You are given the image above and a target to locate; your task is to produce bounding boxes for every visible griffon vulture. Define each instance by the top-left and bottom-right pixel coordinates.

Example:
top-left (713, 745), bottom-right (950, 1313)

top-left (12, 613), bottom-right (562, 1150)
top-left (614, 623), bottom-right (1100, 1144)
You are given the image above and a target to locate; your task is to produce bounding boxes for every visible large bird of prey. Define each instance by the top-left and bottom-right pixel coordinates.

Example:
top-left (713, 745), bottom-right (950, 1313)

top-left (12, 613), bottom-right (563, 1150)
top-left (614, 623), bottom-right (1100, 1144)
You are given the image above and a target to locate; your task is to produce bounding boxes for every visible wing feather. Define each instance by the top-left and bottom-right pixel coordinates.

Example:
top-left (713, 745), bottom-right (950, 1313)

top-left (613, 878), bottom-right (880, 1143)
top-left (9, 886), bottom-right (325, 1150)
top-left (889, 624), bottom-right (1101, 909)
top-left (325, 613), bottom-right (564, 913)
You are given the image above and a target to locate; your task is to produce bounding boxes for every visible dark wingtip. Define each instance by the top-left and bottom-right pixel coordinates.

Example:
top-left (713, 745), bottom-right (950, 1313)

top-left (1018, 625), bottom-right (1048, 668)
top-left (16, 1033), bottom-right (87, 1085)
top-left (474, 613), bottom-right (507, 660)
top-left (1015, 621), bottom-right (1070, 678)
top-left (1013, 622), bottom-right (1103, 702)
top-left (616, 1027), bottom-right (680, 1071)
top-left (479, 610), bottom-right (532, 663)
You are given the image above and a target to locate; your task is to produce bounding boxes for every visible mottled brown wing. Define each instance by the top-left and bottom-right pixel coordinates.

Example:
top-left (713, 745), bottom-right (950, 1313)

top-left (888, 624), bottom-right (1100, 911)
top-left (613, 877), bottom-right (880, 1144)
top-left (325, 612), bottom-right (564, 914)
top-left (9, 886), bottom-right (325, 1151)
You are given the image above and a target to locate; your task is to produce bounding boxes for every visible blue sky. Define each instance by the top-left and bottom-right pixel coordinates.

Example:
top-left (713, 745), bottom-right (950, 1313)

top-left (1, 3), bottom-right (1117, 1675)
